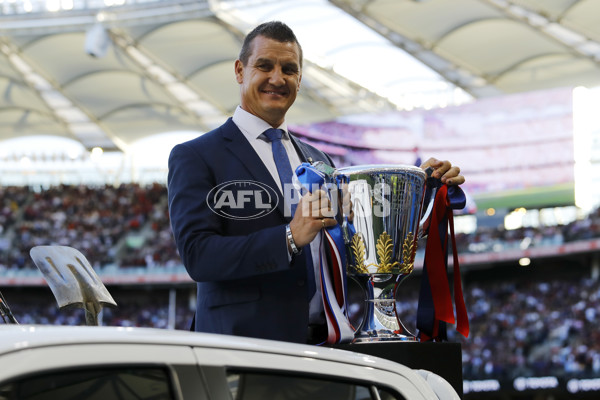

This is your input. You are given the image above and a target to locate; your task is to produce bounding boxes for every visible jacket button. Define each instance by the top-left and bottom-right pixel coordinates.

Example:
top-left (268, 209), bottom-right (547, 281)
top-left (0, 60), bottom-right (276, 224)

top-left (297, 279), bottom-right (305, 287)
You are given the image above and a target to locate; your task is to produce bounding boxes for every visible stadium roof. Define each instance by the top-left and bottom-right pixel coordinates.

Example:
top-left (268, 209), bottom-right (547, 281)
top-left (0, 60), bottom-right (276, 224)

top-left (0, 0), bottom-right (599, 153)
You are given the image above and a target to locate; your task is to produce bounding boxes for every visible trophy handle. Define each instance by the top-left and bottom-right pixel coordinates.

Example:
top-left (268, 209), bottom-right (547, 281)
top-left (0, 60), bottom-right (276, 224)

top-left (418, 167), bottom-right (441, 239)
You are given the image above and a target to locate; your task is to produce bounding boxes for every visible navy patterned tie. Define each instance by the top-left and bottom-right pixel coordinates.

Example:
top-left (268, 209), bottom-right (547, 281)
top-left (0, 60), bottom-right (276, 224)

top-left (263, 128), bottom-right (296, 216)
top-left (263, 128), bottom-right (315, 297)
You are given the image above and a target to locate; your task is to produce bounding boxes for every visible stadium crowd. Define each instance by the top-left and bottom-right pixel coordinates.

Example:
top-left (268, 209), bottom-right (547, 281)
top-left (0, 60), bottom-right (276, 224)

top-left (1, 184), bottom-right (599, 272)
top-left (0, 184), bottom-right (180, 271)
top-left (1, 183), bottom-right (600, 382)
top-left (454, 209), bottom-right (600, 255)
top-left (395, 271), bottom-right (600, 381)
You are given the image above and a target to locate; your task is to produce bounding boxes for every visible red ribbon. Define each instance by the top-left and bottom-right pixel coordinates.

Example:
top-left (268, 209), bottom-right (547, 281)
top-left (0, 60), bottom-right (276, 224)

top-left (421, 185), bottom-right (469, 339)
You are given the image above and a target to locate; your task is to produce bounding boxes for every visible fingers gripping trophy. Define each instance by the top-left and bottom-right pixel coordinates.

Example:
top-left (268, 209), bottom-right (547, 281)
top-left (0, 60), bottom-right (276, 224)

top-left (337, 165), bottom-right (440, 342)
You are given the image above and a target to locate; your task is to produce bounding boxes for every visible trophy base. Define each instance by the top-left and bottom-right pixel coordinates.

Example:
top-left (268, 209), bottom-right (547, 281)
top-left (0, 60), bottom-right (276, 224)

top-left (352, 330), bottom-right (417, 343)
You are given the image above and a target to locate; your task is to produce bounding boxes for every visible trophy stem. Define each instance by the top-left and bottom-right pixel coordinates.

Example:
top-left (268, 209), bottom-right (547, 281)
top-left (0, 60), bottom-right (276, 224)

top-left (353, 273), bottom-right (417, 343)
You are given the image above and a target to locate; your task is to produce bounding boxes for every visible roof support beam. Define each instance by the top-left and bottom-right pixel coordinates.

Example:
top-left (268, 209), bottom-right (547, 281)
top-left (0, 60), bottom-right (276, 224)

top-left (481, 0), bottom-right (600, 64)
top-left (328, 0), bottom-right (503, 99)
top-left (0, 37), bottom-right (124, 151)
top-left (109, 29), bottom-right (226, 131)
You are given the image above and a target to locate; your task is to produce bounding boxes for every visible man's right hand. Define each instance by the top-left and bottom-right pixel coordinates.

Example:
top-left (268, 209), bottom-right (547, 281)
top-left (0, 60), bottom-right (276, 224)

top-left (288, 189), bottom-right (337, 249)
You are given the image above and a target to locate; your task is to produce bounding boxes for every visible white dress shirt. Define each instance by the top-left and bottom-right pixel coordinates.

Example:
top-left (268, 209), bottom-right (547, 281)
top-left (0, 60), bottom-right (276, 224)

top-left (232, 106), bottom-right (324, 323)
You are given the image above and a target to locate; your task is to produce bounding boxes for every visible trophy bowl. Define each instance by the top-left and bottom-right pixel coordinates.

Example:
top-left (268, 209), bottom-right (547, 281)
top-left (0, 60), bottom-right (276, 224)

top-left (338, 164), bottom-right (433, 342)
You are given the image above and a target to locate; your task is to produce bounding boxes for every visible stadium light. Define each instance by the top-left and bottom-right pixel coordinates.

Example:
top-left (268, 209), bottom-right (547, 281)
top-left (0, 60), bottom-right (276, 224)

top-left (90, 147), bottom-right (104, 160)
top-left (573, 86), bottom-right (600, 213)
top-left (518, 258), bottom-right (531, 267)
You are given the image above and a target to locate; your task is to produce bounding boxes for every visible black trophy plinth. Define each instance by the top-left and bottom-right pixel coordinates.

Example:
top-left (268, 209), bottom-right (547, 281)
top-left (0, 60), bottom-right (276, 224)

top-left (331, 341), bottom-right (463, 398)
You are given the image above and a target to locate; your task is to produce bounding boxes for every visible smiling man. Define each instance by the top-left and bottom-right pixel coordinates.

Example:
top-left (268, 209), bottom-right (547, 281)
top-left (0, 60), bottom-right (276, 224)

top-left (235, 34), bottom-right (301, 127)
top-left (167, 21), bottom-right (464, 344)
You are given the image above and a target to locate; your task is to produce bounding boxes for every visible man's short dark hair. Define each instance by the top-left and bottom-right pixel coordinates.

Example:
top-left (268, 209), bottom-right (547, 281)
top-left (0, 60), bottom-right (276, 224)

top-left (238, 21), bottom-right (303, 68)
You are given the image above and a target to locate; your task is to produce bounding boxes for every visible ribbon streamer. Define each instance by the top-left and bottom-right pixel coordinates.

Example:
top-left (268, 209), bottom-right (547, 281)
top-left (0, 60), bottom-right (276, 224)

top-left (296, 163), bottom-right (354, 344)
top-left (417, 184), bottom-right (469, 341)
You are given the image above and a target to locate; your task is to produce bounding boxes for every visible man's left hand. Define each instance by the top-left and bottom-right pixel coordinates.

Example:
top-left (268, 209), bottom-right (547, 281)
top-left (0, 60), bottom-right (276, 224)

top-left (420, 157), bottom-right (465, 186)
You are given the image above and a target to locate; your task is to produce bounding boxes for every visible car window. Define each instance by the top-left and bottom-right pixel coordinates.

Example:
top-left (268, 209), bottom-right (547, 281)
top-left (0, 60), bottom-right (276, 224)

top-left (0, 367), bottom-right (175, 400)
top-left (227, 371), bottom-right (406, 400)
top-left (377, 386), bottom-right (405, 400)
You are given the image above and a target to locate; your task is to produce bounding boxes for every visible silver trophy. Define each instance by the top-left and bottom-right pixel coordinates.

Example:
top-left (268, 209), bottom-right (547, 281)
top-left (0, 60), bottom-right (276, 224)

top-left (338, 164), bottom-right (437, 342)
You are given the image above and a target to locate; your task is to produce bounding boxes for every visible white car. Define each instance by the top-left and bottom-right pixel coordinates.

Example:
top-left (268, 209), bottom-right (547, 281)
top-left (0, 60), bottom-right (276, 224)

top-left (0, 325), bottom-right (459, 400)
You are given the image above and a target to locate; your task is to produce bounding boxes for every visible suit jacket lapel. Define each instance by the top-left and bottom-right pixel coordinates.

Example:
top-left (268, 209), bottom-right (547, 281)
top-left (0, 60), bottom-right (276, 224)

top-left (289, 133), bottom-right (310, 163)
top-left (220, 118), bottom-right (290, 221)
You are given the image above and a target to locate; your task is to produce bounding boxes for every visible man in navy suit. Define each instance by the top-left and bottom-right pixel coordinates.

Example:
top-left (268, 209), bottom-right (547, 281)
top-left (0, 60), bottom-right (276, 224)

top-left (168, 21), bottom-right (464, 344)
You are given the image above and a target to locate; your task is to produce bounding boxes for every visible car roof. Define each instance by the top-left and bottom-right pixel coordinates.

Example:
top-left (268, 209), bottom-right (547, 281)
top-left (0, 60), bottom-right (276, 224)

top-left (0, 325), bottom-right (412, 375)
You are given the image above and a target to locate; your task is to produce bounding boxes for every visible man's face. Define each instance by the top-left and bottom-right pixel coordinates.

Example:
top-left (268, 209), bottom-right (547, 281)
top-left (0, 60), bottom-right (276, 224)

top-left (235, 35), bottom-right (302, 127)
